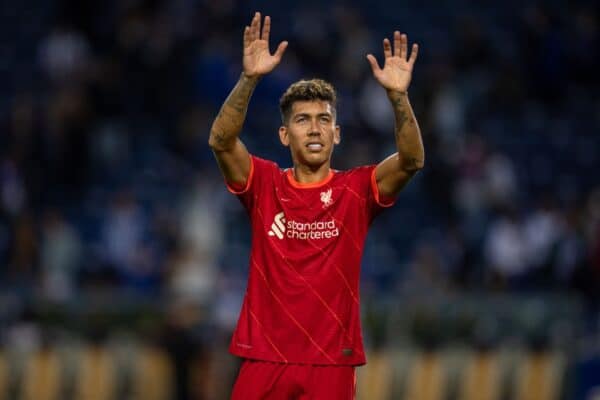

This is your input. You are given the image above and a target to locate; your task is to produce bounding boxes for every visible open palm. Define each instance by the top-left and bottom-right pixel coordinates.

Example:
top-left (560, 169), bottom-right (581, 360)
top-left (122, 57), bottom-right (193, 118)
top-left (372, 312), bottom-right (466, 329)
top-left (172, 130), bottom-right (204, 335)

top-left (243, 12), bottom-right (288, 78)
top-left (366, 31), bottom-right (419, 93)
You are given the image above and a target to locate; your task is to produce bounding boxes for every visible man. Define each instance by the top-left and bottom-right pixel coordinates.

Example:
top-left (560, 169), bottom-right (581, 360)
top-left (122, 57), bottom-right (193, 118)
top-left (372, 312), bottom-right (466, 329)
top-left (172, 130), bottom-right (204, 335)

top-left (209, 11), bottom-right (423, 399)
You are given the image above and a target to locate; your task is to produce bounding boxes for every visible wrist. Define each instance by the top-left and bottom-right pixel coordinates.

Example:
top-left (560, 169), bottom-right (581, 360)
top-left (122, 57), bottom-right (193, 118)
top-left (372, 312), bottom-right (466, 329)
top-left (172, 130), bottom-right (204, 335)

top-left (386, 89), bottom-right (408, 98)
top-left (241, 72), bottom-right (262, 84)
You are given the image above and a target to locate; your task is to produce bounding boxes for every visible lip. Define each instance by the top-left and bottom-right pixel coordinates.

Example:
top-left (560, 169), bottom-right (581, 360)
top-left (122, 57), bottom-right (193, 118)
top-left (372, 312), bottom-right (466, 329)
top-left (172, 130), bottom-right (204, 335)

top-left (306, 142), bottom-right (324, 152)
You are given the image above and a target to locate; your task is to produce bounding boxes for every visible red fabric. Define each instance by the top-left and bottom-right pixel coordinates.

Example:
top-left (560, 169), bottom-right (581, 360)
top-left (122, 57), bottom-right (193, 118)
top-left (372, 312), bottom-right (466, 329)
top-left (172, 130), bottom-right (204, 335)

top-left (231, 359), bottom-right (356, 400)
top-left (228, 156), bottom-right (395, 365)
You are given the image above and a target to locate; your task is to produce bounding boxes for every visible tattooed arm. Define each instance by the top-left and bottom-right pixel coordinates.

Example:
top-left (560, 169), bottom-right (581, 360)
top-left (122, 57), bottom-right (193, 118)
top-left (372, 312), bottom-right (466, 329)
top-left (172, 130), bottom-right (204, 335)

top-left (374, 90), bottom-right (424, 197)
top-left (209, 74), bottom-right (259, 185)
top-left (366, 31), bottom-right (424, 197)
top-left (208, 12), bottom-right (287, 185)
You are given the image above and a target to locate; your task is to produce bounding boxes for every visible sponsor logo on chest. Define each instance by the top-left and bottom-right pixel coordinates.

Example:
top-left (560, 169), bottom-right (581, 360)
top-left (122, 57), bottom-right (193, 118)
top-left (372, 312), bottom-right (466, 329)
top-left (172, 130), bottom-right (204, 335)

top-left (268, 211), bottom-right (339, 240)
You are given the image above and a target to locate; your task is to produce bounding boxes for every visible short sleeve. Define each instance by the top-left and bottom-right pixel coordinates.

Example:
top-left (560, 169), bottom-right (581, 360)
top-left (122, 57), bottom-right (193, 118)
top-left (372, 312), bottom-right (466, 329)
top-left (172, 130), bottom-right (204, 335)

top-left (344, 165), bottom-right (397, 223)
top-left (369, 167), bottom-right (396, 208)
top-left (225, 155), bottom-right (278, 212)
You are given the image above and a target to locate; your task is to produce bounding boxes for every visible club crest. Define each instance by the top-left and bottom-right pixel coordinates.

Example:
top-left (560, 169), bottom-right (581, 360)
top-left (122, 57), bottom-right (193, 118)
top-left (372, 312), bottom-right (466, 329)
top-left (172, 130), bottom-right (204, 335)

top-left (320, 188), bottom-right (333, 208)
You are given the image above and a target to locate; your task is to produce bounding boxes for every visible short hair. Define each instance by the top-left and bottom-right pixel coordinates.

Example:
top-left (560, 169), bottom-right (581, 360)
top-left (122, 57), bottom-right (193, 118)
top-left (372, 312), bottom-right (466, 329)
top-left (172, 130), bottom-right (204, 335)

top-left (279, 79), bottom-right (337, 124)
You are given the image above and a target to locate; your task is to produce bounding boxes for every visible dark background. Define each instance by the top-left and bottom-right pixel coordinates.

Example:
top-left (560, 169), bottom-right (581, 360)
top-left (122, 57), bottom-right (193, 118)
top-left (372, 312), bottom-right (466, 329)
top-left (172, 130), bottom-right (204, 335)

top-left (0, 0), bottom-right (598, 398)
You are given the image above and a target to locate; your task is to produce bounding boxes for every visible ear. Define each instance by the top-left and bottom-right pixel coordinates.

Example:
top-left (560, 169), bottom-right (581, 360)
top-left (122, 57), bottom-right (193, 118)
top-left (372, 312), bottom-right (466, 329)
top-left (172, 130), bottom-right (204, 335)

top-left (333, 125), bottom-right (341, 145)
top-left (279, 126), bottom-right (289, 146)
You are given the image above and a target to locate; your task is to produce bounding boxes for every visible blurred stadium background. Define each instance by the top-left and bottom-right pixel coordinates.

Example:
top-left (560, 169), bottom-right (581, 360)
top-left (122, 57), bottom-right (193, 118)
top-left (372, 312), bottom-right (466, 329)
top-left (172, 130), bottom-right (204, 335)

top-left (0, 0), bottom-right (599, 399)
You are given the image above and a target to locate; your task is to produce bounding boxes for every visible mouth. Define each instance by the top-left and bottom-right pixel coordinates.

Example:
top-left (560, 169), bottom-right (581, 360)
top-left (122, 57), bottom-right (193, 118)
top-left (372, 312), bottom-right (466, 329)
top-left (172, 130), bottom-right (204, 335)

top-left (306, 142), bottom-right (324, 152)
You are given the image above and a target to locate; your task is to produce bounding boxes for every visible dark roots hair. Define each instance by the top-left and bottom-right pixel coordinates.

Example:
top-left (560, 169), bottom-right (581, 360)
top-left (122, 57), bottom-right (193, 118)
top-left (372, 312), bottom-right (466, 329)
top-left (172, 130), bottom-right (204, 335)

top-left (279, 79), bottom-right (337, 124)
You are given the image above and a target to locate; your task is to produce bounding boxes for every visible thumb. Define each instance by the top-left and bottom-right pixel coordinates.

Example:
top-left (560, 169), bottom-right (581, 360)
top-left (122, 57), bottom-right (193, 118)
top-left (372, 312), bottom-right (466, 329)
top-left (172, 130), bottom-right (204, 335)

top-left (274, 41), bottom-right (288, 60)
top-left (366, 54), bottom-right (380, 74)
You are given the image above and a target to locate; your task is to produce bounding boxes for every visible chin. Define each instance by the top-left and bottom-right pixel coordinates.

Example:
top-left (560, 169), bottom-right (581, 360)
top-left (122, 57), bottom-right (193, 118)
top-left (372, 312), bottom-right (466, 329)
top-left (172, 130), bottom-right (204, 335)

top-left (292, 148), bottom-right (332, 168)
top-left (302, 155), bottom-right (328, 168)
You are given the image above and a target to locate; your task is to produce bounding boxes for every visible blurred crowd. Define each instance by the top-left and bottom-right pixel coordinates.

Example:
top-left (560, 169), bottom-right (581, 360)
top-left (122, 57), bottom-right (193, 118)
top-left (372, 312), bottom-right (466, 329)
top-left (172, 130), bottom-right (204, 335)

top-left (0, 0), bottom-right (599, 397)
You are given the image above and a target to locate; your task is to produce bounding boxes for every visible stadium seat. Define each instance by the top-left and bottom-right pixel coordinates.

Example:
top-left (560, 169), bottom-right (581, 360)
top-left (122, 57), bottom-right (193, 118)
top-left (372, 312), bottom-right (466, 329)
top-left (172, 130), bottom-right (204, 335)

top-left (457, 349), bottom-right (502, 400)
top-left (0, 351), bottom-right (8, 400)
top-left (72, 345), bottom-right (118, 400)
top-left (513, 350), bottom-right (565, 400)
top-left (356, 350), bottom-right (394, 400)
top-left (129, 345), bottom-right (174, 400)
top-left (403, 350), bottom-right (448, 400)
top-left (19, 346), bottom-right (63, 400)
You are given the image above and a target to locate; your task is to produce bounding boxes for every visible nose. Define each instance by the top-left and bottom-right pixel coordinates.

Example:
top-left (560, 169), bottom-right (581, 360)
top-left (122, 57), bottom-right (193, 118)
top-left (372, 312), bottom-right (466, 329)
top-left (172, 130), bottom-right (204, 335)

top-left (309, 119), bottom-right (321, 135)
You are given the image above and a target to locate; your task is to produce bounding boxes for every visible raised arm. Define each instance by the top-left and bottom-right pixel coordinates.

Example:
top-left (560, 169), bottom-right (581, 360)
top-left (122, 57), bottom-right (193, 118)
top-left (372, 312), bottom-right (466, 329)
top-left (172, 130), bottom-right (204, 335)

top-left (366, 31), bottom-right (424, 198)
top-left (208, 12), bottom-right (288, 186)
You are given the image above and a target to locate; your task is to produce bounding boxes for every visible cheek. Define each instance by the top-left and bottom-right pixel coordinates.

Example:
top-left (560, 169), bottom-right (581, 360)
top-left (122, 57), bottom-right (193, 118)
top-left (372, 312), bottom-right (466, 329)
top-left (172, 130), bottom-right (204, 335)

top-left (327, 128), bottom-right (339, 143)
top-left (288, 133), bottom-right (303, 149)
top-left (289, 132), bottom-right (302, 144)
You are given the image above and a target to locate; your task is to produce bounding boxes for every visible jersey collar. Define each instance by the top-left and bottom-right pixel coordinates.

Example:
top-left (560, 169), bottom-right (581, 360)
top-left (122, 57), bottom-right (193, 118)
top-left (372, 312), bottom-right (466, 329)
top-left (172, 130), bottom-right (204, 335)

top-left (285, 168), bottom-right (335, 189)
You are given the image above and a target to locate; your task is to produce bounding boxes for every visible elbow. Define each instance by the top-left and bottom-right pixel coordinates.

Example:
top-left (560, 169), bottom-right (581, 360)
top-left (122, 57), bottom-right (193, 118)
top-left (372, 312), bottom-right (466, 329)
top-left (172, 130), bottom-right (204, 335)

top-left (402, 156), bottom-right (425, 173)
top-left (208, 130), bottom-right (230, 152)
top-left (414, 157), bottom-right (425, 171)
top-left (208, 135), bottom-right (219, 150)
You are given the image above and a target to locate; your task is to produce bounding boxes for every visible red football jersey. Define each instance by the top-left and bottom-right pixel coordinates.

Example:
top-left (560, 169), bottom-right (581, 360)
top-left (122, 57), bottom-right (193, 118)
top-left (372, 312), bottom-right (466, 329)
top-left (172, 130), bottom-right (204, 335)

top-left (226, 155), bottom-right (394, 365)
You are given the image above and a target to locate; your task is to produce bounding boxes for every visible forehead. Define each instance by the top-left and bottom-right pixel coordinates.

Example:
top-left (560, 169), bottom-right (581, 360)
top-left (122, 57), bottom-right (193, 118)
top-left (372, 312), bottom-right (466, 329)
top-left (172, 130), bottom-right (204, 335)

top-left (290, 100), bottom-right (334, 116)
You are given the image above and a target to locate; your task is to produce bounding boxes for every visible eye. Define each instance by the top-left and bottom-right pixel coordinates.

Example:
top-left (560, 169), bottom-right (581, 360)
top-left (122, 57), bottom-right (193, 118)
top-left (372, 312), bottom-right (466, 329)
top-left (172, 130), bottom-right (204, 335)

top-left (320, 116), bottom-right (331, 123)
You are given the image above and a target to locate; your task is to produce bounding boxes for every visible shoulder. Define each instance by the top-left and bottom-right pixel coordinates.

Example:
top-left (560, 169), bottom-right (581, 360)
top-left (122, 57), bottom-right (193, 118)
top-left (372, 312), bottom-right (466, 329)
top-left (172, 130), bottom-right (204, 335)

top-left (334, 165), bottom-right (377, 182)
top-left (251, 155), bottom-right (283, 176)
top-left (229, 155), bottom-right (282, 195)
top-left (251, 155), bottom-right (279, 169)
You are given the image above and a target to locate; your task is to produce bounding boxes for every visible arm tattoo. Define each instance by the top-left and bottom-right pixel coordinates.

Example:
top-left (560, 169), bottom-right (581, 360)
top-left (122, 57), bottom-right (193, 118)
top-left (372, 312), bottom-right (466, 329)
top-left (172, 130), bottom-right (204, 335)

top-left (390, 94), bottom-right (416, 133)
top-left (388, 91), bottom-right (424, 172)
top-left (404, 156), bottom-right (422, 171)
top-left (213, 130), bottom-right (227, 146)
top-left (395, 109), bottom-right (409, 138)
top-left (224, 78), bottom-right (254, 113)
top-left (209, 74), bottom-right (259, 150)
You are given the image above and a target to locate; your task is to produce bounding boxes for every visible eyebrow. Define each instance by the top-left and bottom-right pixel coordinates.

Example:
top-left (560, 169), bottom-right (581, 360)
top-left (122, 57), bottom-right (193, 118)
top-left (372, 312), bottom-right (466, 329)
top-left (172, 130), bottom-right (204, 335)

top-left (293, 112), bottom-right (333, 119)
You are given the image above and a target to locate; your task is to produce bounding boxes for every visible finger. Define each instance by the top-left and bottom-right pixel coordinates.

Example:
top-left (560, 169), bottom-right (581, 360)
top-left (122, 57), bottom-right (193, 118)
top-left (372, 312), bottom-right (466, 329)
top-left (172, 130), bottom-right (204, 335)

top-left (262, 15), bottom-right (271, 42)
top-left (400, 33), bottom-right (408, 60)
top-left (366, 54), bottom-right (381, 73)
top-left (394, 31), bottom-right (401, 56)
top-left (383, 38), bottom-right (392, 59)
top-left (273, 41), bottom-right (288, 60)
top-left (243, 26), bottom-right (250, 47)
top-left (250, 12), bottom-right (260, 41)
top-left (408, 43), bottom-right (419, 65)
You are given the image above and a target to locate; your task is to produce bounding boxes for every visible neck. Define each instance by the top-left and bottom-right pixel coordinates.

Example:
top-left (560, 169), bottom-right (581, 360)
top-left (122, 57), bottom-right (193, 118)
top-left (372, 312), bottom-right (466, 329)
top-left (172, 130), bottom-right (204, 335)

top-left (292, 163), bottom-right (331, 184)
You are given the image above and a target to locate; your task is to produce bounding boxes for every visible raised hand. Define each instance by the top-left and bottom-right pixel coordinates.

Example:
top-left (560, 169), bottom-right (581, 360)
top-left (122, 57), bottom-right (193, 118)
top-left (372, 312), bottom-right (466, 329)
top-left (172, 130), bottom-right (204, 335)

top-left (366, 32), bottom-right (418, 93)
top-left (243, 12), bottom-right (288, 78)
